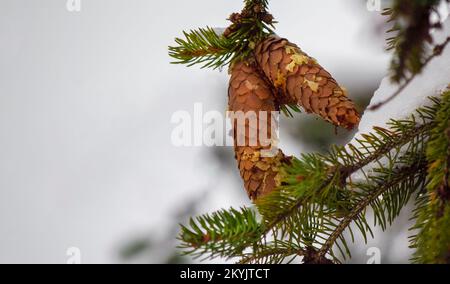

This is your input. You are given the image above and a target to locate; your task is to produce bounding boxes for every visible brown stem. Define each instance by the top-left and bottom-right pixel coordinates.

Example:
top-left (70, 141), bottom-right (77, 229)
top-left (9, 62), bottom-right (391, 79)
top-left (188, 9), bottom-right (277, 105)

top-left (239, 247), bottom-right (306, 264)
top-left (370, 37), bottom-right (450, 111)
top-left (318, 161), bottom-right (427, 258)
top-left (260, 122), bottom-right (433, 239)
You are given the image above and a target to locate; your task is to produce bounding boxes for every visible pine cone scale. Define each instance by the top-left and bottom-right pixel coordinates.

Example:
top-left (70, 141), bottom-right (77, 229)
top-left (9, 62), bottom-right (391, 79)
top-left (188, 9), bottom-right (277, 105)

top-left (254, 36), bottom-right (361, 129)
top-left (228, 61), bottom-right (286, 200)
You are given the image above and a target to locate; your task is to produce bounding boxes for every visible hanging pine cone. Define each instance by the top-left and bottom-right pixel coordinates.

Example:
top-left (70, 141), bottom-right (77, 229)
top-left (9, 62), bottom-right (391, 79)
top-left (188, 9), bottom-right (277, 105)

top-left (227, 37), bottom-right (361, 200)
top-left (228, 61), bottom-right (287, 200)
top-left (254, 36), bottom-right (360, 130)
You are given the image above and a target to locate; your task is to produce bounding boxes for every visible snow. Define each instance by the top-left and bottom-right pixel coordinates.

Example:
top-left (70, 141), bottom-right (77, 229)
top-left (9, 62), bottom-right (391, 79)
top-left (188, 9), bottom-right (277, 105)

top-left (3, 0), bottom-right (446, 264)
top-left (347, 17), bottom-right (450, 184)
top-left (354, 18), bottom-right (450, 137)
top-left (0, 0), bottom-right (390, 263)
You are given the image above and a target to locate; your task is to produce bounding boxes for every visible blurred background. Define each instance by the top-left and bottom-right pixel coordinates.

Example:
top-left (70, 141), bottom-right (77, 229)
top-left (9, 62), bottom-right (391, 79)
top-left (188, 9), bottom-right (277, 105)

top-left (0, 0), bottom-right (417, 263)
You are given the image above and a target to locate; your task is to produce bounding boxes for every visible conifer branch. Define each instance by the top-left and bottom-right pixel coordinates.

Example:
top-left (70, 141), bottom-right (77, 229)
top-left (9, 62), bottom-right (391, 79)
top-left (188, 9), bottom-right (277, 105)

top-left (168, 0), bottom-right (274, 70)
top-left (411, 89), bottom-right (450, 264)
top-left (178, 207), bottom-right (264, 260)
top-left (238, 244), bottom-right (306, 264)
top-left (370, 37), bottom-right (450, 110)
top-left (178, 97), bottom-right (442, 263)
top-left (384, 0), bottom-right (449, 83)
top-left (172, 0), bottom-right (450, 264)
top-left (319, 159), bottom-right (428, 259)
top-left (256, 102), bottom-right (437, 234)
top-left (168, 27), bottom-right (238, 69)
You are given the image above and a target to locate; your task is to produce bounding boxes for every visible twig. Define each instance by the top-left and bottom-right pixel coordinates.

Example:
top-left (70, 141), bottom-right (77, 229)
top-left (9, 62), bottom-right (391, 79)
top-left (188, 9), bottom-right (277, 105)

top-left (238, 247), bottom-right (306, 264)
top-left (318, 161), bottom-right (427, 258)
top-left (369, 37), bottom-right (450, 111)
top-left (260, 123), bottom-right (433, 238)
top-left (242, 122), bottom-right (433, 263)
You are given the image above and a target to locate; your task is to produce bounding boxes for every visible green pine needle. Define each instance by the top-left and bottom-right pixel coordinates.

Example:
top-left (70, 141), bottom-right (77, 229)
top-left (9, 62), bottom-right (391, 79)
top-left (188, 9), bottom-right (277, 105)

top-left (169, 27), bottom-right (238, 69)
top-left (178, 95), bottom-right (449, 264)
top-left (411, 89), bottom-right (450, 263)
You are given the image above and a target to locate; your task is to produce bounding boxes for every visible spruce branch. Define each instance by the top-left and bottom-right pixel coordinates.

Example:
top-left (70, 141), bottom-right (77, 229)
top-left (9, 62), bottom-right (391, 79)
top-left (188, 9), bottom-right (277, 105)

top-left (168, 27), bottom-right (238, 69)
top-left (319, 158), bottom-right (428, 259)
top-left (172, 0), bottom-right (450, 264)
top-left (257, 101), bottom-right (437, 232)
top-left (384, 0), bottom-right (448, 83)
top-left (238, 242), bottom-right (307, 264)
top-left (262, 133), bottom-right (429, 262)
top-left (243, 0), bottom-right (269, 9)
top-left (178, 207), bottom-right (264, 260)
top-left (370, 36), bottom-right (450, 110)
top-left (411, 88), bottom-right (450, 264)
top-left (169, 0), bottom-right (274, 70)
top-left (178, 97), bottom-right (443, 263)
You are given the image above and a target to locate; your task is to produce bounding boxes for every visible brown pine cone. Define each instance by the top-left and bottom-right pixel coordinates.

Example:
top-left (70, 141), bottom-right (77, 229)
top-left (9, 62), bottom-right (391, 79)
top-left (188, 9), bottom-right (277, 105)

top-left (228, 61), bottom-right (286, 200)
top-left (254, 36), bottom-right (360, 130)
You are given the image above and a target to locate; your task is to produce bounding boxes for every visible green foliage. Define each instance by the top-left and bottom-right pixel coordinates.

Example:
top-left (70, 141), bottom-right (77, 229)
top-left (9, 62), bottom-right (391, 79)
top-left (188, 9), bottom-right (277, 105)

top-left (178, 96), bottom-right (446, 263)
top-left (244, 0), bottom-right (269, 9)
top-left (280, 104), bottom-right (302, 118)
top-left (168, 27), bottom-right (238, 69)
top-left (412, 205), bottom-right (450, 263)
top-left (252, 102), bottom-right (435, 263)
top-left (425, 90), bottom-right (450, 196)
top-left (168, 0), bottom-right (274, 70)
top-left (384, 0), bottom-right (447, 82)
top-left (178, 207), bottom-right (264, 260)
top-left (172, 0), bottom-right (450, 264)
top-left (411, 89), bottom-right (450, 263)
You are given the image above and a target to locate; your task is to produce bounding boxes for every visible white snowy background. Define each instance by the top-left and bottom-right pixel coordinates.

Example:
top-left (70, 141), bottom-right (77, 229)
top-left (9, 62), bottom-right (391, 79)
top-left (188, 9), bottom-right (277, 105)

top-left (0, 0), bottom-right (446, 263)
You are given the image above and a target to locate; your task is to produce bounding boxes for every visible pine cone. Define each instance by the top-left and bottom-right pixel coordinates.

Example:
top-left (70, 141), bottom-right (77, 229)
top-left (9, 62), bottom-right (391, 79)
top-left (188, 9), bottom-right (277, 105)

top-left (254, 36), bottom-right (360, 130)
top-left (228, 61), bottom-right (286, 200)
